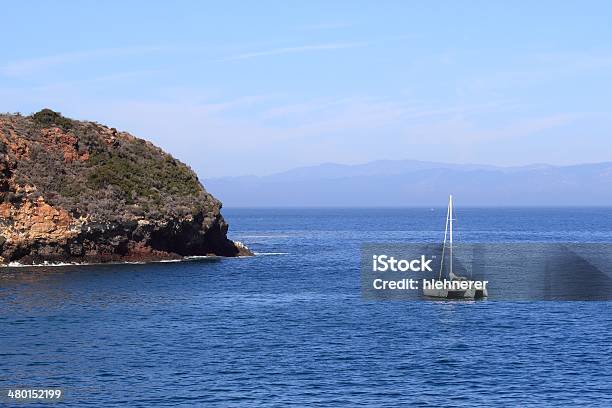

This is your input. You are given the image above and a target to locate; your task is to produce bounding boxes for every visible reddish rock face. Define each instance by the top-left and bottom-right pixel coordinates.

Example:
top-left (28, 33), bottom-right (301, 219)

top-left (0, 110), bottom-right (251, 265)
top-left (0, 125), bottom-right (30, 160)
top-left (41, 127), bottom-right (90, 162)
top-left (0, 198), bottom-right (78, 241)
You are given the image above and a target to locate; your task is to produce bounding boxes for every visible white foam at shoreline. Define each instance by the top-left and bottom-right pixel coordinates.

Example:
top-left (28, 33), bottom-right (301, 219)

top-left (0, 255), bottom-right (236, 268)
top-left (0, 245), bottom-right (276, 268)
top-left (6, 261), bottom-right (90, 268)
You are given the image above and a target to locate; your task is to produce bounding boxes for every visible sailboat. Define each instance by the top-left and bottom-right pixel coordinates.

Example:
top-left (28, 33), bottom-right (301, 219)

top-left (422, 195), bottom-right (488, 299)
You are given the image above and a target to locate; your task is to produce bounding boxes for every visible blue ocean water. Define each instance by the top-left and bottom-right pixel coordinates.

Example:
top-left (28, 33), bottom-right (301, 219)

top-left (1, 208), bottom-right (611, 407)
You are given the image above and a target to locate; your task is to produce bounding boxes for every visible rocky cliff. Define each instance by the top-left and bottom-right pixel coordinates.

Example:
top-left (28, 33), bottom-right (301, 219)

top-left (0, 109), bottom-right (251, 265)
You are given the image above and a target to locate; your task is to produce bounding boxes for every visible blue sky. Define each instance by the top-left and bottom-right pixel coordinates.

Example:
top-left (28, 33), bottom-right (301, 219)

top-left (1, 1), bottom-right (611, 177)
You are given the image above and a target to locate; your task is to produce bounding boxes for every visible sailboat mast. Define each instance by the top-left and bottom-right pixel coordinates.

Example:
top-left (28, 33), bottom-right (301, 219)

top-left (449, 194), bottom-right (453, 277)
top-left (439, 198), bottom-right (450, 279)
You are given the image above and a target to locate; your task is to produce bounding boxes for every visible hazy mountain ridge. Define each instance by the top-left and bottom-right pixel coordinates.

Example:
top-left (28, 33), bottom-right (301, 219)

top-left (205, 160), bottom-right (612, 207)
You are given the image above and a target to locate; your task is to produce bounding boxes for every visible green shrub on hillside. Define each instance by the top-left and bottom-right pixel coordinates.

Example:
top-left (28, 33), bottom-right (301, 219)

top-left (87, 149), bottom-right (201, 204)
top-left (31, 108), bottom-right (74, 129)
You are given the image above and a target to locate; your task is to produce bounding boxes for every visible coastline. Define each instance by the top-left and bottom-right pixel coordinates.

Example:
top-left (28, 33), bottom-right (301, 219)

top-left (0, 253), bottom-right (252, 269)
top-left (0, 240), bottom-right (253, 268)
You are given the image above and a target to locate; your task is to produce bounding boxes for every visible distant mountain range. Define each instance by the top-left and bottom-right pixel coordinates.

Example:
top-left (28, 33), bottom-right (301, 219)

top-left (204, 160), bottom-right (612, 207)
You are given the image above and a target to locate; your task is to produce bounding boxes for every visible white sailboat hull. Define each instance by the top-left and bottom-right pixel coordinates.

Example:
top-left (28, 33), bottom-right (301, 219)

top-left (423, 285), bottom-right (488, 299)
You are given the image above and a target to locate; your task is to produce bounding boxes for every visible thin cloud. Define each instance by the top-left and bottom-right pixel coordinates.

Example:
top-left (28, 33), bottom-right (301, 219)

top-left (0, 46), bottom-right (167, 76)
top-left (217, 42), bottom-right (370, 62)
top-left (298, 22), bottom-right (354, 30)
top-left (31, 69), bottom-right (165, 91)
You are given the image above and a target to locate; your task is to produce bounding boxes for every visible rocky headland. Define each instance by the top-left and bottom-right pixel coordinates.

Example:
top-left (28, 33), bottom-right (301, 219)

top-left (0, 109), bottom-right (251, 265)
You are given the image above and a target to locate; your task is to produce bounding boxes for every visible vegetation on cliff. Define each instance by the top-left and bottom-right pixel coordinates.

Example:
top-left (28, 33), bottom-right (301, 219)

top-left (0, 109), bottom-right (249, 264)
